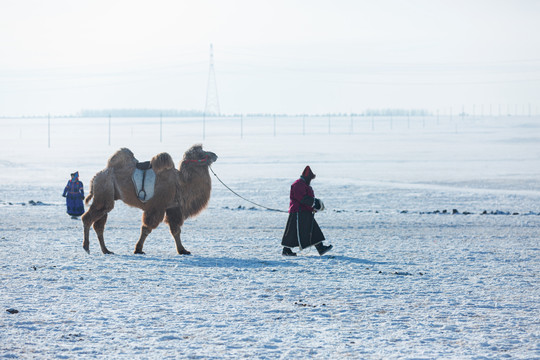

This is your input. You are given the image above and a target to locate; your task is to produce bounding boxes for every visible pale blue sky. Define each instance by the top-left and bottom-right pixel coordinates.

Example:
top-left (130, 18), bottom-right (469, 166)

top-left (1, 0), bottom-right (539, 116)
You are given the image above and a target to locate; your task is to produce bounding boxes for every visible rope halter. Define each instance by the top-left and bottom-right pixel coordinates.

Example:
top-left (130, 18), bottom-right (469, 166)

top-left (182, 154), bottom-right (209, 165)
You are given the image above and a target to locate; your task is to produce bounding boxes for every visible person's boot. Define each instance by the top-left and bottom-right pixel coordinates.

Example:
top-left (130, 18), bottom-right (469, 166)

top-left (315, 243), bottom-right (333, 256)
top-left (282, 247), bottom-right (297, 256)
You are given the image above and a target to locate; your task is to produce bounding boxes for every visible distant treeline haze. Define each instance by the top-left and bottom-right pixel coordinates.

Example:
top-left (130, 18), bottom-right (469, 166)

top-left (79, 108), bottom-right (431, 118)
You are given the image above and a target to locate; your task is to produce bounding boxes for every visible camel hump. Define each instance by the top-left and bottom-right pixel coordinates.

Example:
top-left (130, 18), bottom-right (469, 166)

top-left (151, 152), bottom-right (174, 173)
top-left (107, 148), bottom-right (136, 169)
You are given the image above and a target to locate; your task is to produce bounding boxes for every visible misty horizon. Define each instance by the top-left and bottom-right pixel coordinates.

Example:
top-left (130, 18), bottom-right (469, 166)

top-left (1, 1), bottom-right (540, 117)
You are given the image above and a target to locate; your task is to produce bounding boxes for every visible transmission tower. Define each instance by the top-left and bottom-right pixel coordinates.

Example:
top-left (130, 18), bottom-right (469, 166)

top-left (204, 44), bottom-right (220, 116)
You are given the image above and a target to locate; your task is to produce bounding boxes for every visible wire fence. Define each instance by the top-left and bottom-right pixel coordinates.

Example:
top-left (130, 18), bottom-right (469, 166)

top-left (0, 113), bottom-right (537, 150)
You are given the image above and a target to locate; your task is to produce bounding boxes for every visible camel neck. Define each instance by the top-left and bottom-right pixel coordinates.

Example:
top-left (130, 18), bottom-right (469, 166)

top-left (177, 166), bottom-right (212, 219)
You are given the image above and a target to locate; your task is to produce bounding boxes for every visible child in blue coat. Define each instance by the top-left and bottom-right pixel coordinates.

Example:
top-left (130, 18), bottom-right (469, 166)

top-left (62, 171), bottom-right (85, 218)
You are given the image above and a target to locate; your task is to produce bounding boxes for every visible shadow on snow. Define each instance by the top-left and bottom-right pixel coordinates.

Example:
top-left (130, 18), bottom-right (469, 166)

top-left (119, 254), bottom-right (300, 269)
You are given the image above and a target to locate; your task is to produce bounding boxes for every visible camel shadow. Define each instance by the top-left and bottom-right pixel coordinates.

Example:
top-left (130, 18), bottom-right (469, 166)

top-left (123, 254), bottom-right (299, 269)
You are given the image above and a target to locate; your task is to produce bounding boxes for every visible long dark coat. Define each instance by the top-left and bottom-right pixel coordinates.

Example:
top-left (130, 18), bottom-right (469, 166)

top-left (282, 211), bottom-right (325, 250)
top-left (62, 173), bottom-right (85, 216)
top-left (281, 177), bottom-right (325, 249)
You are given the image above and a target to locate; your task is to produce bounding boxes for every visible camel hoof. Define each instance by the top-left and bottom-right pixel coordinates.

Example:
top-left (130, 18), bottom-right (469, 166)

top-left (103, 250), bottom-right (114, 255)
top-left (134, 250), bottom-right (146, 255)
top-left (178, 249), bottom-right (191, 255)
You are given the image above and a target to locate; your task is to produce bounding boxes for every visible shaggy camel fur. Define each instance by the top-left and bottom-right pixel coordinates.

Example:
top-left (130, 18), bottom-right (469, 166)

top-left (82, 144), bottom-right (218, 255)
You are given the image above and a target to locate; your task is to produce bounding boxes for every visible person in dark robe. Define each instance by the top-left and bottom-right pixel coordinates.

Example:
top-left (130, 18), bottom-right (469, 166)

top-left (62, 171), bottom-right (85, 218)
top-left (281, 166), bottom-right (333, 256)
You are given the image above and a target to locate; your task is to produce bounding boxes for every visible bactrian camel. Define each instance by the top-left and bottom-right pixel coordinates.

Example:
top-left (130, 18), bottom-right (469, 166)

top-left (82, 144), bottom-right (218, 255)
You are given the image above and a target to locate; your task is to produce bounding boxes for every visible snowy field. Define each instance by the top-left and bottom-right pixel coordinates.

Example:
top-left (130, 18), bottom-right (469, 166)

top-left (1, 114), bottom-right (539, 359)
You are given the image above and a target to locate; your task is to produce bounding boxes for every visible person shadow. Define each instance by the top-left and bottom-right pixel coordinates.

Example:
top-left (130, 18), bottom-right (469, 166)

top-left (316, 254), bottom-right (388, 266)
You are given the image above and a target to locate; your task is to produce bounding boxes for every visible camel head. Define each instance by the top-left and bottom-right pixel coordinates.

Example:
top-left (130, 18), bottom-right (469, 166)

top-left (181, 144), bottom-right (218, 167)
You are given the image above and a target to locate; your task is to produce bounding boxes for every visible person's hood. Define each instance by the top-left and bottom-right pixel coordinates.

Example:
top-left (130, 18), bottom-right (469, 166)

top-left (300, 166), bottom-right (315, 185)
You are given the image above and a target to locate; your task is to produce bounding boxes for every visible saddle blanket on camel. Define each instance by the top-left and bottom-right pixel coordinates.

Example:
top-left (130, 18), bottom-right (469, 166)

top-left (132, 165), bottom-right (156, 202)
top-left (282, 211), bottom-right (325, 250)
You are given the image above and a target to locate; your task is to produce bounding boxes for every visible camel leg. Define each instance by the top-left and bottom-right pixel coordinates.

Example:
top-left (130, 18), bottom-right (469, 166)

top-left (134, 225), bottom-right (152, 254)
top-left (134, 209), bottom-right (165, 254)
top-left (171, 227), bottom-right (190, 255)
top-left (83, 222), bottom-right (92, 254)
top-left (93, 213), bottom-right (113, 254)
top-left (82, 206), bottom-right (109, 254)
top-left (165, 207), bottom-right (190, 255)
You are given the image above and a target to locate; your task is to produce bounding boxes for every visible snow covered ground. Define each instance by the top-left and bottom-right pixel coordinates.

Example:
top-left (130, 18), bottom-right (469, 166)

top-left (1, 114), bottom-right (539, 358)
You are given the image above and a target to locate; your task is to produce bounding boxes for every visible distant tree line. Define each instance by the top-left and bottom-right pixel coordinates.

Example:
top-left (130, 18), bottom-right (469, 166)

top-left (79, 108), bottom-right (205, 117)
top-left (76, 108), bottom-right (431, 118)
top-left (231, 110), bottom-right (431, 117)
top-left (364, 109), bottom-right (431, 116)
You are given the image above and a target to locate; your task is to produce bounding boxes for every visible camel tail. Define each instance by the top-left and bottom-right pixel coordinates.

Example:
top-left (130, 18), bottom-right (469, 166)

top-left (85, 177), bottom-right (94, 204)
top-left (84, 172), bottom-right (99, 205)
top-left (84, 168), bottom-right (115, 207)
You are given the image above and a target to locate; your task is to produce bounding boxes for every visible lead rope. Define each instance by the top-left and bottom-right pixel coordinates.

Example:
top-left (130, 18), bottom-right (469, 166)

top-left (209, 166), bottom-right (288, 213)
